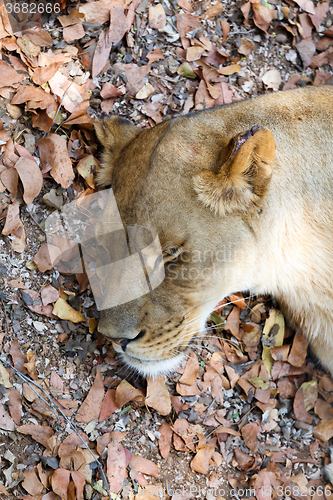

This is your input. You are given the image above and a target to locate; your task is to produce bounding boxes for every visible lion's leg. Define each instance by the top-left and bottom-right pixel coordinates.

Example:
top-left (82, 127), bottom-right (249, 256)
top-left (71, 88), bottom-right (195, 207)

top-left (307, 333), bottom-right (333, 376)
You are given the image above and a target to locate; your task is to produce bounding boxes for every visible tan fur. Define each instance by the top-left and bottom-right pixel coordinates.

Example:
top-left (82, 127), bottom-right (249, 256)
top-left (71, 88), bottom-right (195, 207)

top-left (94, 86), bottom-right (333, 377)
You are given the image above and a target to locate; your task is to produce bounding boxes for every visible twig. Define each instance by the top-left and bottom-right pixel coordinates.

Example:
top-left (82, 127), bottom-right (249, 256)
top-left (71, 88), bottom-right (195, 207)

top-left (0, 358), bottom-right (111, 497)
top-left (24, 205), bottom-right (46, 234)
top-left (203, 397), bottom-right (216, 424)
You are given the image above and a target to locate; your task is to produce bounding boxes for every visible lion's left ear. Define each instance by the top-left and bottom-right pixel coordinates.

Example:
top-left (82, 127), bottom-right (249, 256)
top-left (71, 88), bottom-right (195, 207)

top-left (193, 126), bottom-right (275, 216)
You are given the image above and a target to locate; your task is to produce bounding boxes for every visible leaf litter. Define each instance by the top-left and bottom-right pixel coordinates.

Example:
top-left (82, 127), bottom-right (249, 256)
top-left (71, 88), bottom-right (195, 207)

top-left (0, 0), bottom-right (332, 499)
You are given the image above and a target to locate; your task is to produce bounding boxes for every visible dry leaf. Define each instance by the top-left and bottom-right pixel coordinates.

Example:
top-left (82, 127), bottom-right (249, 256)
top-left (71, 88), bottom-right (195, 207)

top-left (238, 38), bottom-right (254, 55)
top-left (145, 376), bottom-right (172, 415)
top-left (115, 380), bottom-right (144, 408)
top-left (75, 369), bottom-right (105, 423)
top-left (179, 351), bottom-right (199, 385)
top-left (149, 4), bottom-right (166, 29)
top-left (0, 402), bottom-right (15, 431)
top-left (288, 330), bottom-right (308, 367)
top-left (38, 134), bottom-right (74, 188)
top-left (158, 422), bottom-right (173, 459)
top-left (107, 440), bottom-right (127, 493)
top-left (252, 2), bottom-right (275, 34)
top-left (99, 389), bottom-right (118, 422)
top-left (176, 13), bottom-right (200, 38)
top-left (17, 424), bottom-right (54, 448)
top-left (313, 420), bottom-right (333, 441)
top-left (51, 468), bottom-right (70, 500)
top-left (15, 157), bottom-right (43, 204)
top-left (200, 2), bottom-right (223, 19)
top-left (34, 243), bottom-right (62, 272)
top-left (190, 438), bottom-right (216, 474)
top-left (135, 82), bottom-right (155, 99)
top-left (130, 454), bottom-right (159, 478)
top-left (241, 422), bottom-right (260, 452)
top-left (262, 69), bottom-right (281, 90)
top-left (52, 298), bottom-right (86, 324)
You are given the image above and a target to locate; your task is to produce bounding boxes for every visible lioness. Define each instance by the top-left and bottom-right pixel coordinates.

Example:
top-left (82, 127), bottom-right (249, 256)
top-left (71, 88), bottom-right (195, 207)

top-left (94, 85), bottom-right (333, 378)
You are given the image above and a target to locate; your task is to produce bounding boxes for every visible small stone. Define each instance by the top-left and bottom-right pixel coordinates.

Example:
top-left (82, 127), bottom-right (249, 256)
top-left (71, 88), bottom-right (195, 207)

top-left (23, 133), bottom-right (36, 154)
top-left (6, 104), bottom-right (21, 119)
top-left (43, 189), bottom-right (64, 209)
top-left (275, 33), bottom-right (287, 43)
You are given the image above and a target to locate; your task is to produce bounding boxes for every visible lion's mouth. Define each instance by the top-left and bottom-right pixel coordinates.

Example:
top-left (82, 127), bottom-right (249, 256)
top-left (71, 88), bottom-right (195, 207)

top-left (119, 350), bottom-right (185, 377)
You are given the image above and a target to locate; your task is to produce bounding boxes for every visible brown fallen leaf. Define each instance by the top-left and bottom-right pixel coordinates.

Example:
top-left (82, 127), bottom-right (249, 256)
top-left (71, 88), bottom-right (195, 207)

top-left (241, 422), bottom-right (260, 452)
top-left (107, 440), bottom-right (127, 493)
top-left (297, 39), bottom-right (316, 68)
top-left (0, 60), bottom-right (24, 89)
top-left (158, 422), bottom-right (173, 459)
top-left (238, 38), bottom-right (254, 56)
top-left (9, 339), bottom-right (28, 374)
top-left (149, 4), bottom-right (166, 29)
top-left (313, 420), bottom-right (333, 442)
top-left (99, 388), bottom-right (118, 422)
top-left (34, 243), bottom-right (62, 273)
top-left (130, 454), bottom-right (159, 478)
top-left (200, 2), bottom-right (223, 19)
top-left (51, 468), bottom-right (70, 500)
top-left (52, 298), bottom-right (85, 324)
top-left (75, 369), bottom-right (105, 423)
top-left (15, 157), bottom-right (43, 204)
top-left (314, 398), bottom-right (333, 420)
top-left (115, 380), bottom-right (144, 408)
top-left (63, 23), bottom-right (85, 43)
top-left (0, 402), bottom-right (15, 431)
top-left (262, 69), bottom-right (281, 90)
top-left (11, 84), bottom-right (55, 110)
top-left (0, 482), bottom-right (9, 495)
top-left (38, 134), bottom-right (74, 188)
top-left (294, 0), bottom-right (315, 15)
top-left (22, 468), bottom-right (44, 496)
top-left (176, 13), bottom-right (200, 38)
top-left (190, 437), bottom-right (217, 474)
top-left (71, 471), bottom-right (85, 500)
top-left (252, 2), bottom-right (275, 34)
top-left (41, 285), bottom-right (60, 306)
top-left (178, 351), bottom-right (199, 385)
top-left (293, 386), bottom-right (313, 424)
top-left (17, 424), bottom-right (54, 449)
top-left (288, 330), bottom-right (308, 367)
top-left (145, 376), bottom-right (172, 415)
top-left (2, 200), bottom-right (20, 236)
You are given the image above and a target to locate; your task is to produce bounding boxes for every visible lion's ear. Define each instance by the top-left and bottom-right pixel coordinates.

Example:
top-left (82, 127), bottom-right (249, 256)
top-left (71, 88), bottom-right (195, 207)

top-left (94, 117), bottom-right (140, 186)
top-left (193, 126), bottom-right (275, 216)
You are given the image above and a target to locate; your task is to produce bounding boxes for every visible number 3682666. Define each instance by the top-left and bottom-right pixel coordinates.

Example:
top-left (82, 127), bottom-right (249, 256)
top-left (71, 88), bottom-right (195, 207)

top-left (5, 2), bottom-right (61, 14)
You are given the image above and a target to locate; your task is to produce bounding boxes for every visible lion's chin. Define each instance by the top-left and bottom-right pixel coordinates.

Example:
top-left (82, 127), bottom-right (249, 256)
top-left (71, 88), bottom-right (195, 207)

top-left (120, 351), bottom-right (185, 378)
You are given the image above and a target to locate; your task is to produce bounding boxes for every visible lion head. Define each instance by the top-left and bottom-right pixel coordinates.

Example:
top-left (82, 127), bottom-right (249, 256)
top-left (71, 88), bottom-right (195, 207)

top-left (93, 105), bottom-right (276, 377)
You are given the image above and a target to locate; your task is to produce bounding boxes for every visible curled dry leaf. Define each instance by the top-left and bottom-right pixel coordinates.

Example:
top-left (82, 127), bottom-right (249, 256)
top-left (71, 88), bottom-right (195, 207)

top-left (75, 369), bottom-right (105, 423)
top-left (313, 420), bottom-right (333, 441)
top-left (0, 362), bottom-right (11, 388)
top-left (15, 157), bottom-right (43, 204)
top-left (115, 379), bottom-right (144, 408)
top-left (145, 376), bottom-right (172, 415)
top-left (190, 437), bottom-right (217, 474)
top-left (252, 2), bottom-right (275, 34)
top-left (52, 298), bottom-right (86, 324)
top-left (38, 134), bottom-right (74, 188)
top-left (99, 388), bottom-right (118, 422)
top-left (238, 38), bottom-right (255, 56)
top-left (262, 69), bottom-right (281, 90)
top-left (178, 351), bottom-right (199, 385)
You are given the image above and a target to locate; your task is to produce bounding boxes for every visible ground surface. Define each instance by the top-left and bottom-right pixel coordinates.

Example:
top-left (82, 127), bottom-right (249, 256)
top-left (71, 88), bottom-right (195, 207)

top-left (1, 0), bottom-right (333, 499)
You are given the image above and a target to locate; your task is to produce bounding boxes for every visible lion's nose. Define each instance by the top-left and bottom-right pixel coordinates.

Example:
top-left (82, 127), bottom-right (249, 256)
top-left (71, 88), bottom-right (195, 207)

top-left (111, 329), bottom-right (146, 351)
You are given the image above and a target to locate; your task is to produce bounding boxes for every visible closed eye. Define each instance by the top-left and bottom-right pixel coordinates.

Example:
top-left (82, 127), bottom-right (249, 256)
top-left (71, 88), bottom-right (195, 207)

top-left (163, 245), bottom-right (184, 263)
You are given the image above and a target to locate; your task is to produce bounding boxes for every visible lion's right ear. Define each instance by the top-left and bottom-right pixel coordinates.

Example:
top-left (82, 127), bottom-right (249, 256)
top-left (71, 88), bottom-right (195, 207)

top-left (94, 117), bottom-right (140, 186)
top-left (193, 126), bottom-right (275, 216)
